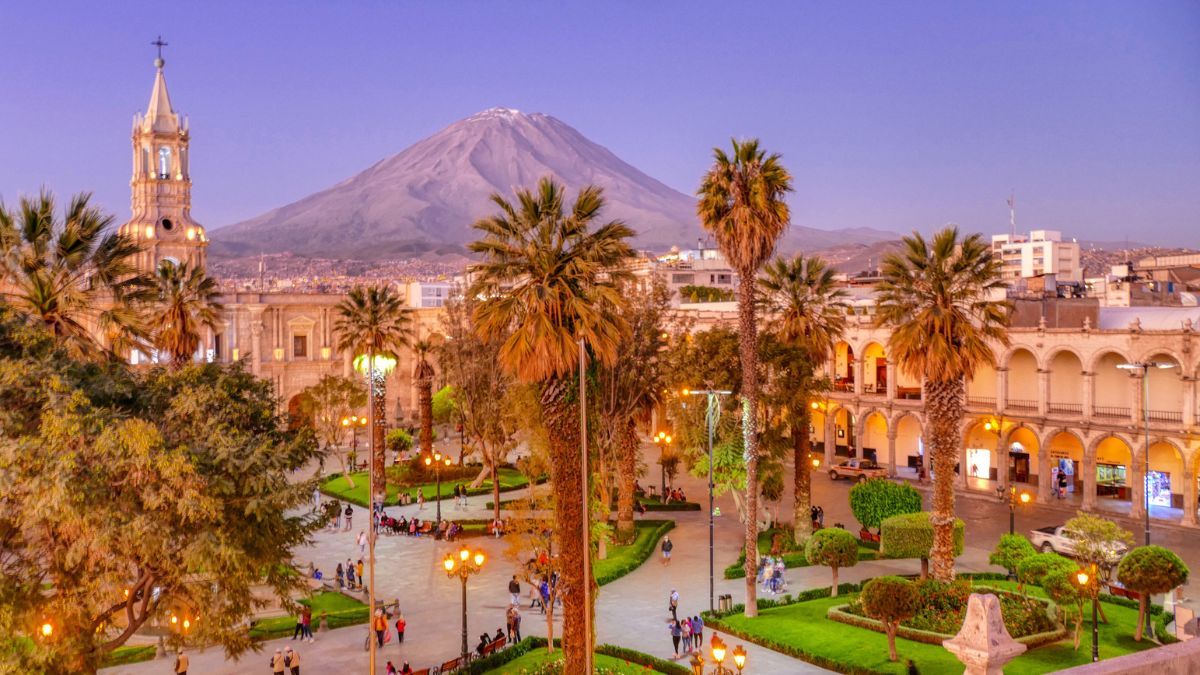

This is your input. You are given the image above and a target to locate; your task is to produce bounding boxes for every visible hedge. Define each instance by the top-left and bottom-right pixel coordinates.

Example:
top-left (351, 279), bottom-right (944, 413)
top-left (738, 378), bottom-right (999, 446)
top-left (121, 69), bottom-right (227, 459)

top-left (464, 637), bottom-right (690, 675)
top-left (879, 511), bottom-right (964, 560)
top-left (594, 519), bottom-right (675, 586)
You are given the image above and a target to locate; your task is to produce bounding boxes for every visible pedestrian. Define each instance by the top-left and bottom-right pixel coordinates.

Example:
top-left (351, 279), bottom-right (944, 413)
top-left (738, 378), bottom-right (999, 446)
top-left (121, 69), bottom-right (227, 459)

top-left (1058, 470), bottom-right (1068, 499)
top-left (356, 559), bottom-right (364, 586)
top-left (357, 530), bottom-right (367, 555)
top-left (344, 504), bottom-right (354, 531)
top-left (291, 608), bottom-right (304, 640)
top-left (691, 615), bottom-right (704, 649)
top-left (270, 648), bottom-right (286, 674)
top-left (508, 575), bottom-right (521, 605)
top-left (394, 612), bottom-right (406, 644)
top-left (173, 648), bottom-right (188, 675)
top-left (301, 606), bottom-right (313, 642)
top-left (284, 646), bottom-right (300, 675)
top-left (386, 662), bottom-right (398, 675)
top-left (417, 491), bottom-right (425, 511)
top-left (335, 562), bottom-right (345, 589)
top-left (661, 535), bottom-right (673, 565)
top-left (331, 500), bottom-right (342, 530)
top-left (669, 619), bottom-right (682, 656)
top-left (510, 606), bottom-right (522, 642)
top-left (680, 616), bottom-right (692, 650)
top-left (373, 609), bottom-right (387, 647)
top-left (668, 589), bottom-right (679, 621)
top-left (400, 661), bottom-right (413, 674)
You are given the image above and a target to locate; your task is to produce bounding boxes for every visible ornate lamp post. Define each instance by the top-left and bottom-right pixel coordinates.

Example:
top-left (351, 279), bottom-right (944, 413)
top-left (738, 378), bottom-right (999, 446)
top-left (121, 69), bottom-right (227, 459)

top-left (653, 430), bottom-right (673, 499)
top-left (700, 636), bottom-right (747, 674)
top-left (1076, 565), bottom-right (1099, 662)
top-left (425, 451), bottom-right (452, 523)
top-left (443, 545), bottom-right (486, 663)
top-left (340, 414), bottom-right (368, 469)
top-left (1006, 486), bottom-right (1031, 536)
top-left (682, 387), bottom-right (731, 612)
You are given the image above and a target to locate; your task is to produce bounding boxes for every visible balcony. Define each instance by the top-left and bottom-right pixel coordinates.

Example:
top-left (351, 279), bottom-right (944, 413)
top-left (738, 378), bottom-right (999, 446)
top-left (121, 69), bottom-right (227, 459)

top-left (1006, 399), bottom-right (1038, 411)
top-left (896, 387), bottom-right (922, 401)
top-left (966, 395), bottom-right (996, 409)
top-left (1047, 402), bottom-right (1083, 415)
top-left (834, 380), bottom-right (855, 393)
top-left (1147, 409), bottom-right (1183, 424)
top-left (1094, 405), bottom-right (1130, 419)
top-left (862, 383), bottom-right (884, 396)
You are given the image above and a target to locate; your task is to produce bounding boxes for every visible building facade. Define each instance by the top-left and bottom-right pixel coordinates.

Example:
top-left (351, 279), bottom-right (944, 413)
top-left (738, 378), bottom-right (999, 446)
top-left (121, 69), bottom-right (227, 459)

top-left (992, 230), bottom-right (1082, 283)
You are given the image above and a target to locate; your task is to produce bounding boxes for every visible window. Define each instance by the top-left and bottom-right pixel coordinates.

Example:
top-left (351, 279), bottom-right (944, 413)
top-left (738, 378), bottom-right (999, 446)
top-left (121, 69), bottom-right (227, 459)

top-left (671, 273), bottom-right (695, 284)
top-left (213, 334), bottom-right (222, 360)
top-left (293, 334), bottom-right (308, 359)
top-left (158, 147), bottom-right (172, 178)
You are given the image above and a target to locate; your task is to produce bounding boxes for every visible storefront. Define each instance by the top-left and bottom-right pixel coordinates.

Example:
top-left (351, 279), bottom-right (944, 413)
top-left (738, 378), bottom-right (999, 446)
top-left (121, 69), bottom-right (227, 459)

top-left (1146, 471), bottom-right (1172, 507)
top-left (966, 448), bottom-right (992, 480)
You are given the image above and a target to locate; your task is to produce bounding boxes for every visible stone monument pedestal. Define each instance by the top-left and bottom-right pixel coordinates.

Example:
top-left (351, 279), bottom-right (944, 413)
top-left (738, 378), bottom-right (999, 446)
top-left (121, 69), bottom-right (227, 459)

top-left (943, 593), bottom-right (1027, 674)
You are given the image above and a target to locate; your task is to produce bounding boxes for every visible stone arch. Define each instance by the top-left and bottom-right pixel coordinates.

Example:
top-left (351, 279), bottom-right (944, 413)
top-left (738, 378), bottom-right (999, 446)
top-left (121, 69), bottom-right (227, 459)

top-left (1003, 423), bottom-right (1041, 487)
top-left (1046, 349), bottom-right (1085, 413)
top-left (963, 416), bottom-right (1000, 482)
top-left (892, 413), bottom-right (924, 476)
top-left (1005, 346), bottom-right (1040, 407)
top-left (1089, 433), bottom-right (1135, 510)
top-left (1042, 428), bottom-right (1086, 496)
top-left (861, 342), bottom-right (888, 394)
top-left (1147, 437), bottom-right (1186, 510)
top-left (1044, 345), bottom-right (1087, 368)
top-left (1090, 350), bottom-right (1134, 416)
top-left (1086, 348), bottom-right (1132, 375)
top-left (833, 341), bottom-right (855, 390)
top-left (1139, 350), bottom-right (1186, 422)
top-left (859, 410), bottom-right (889, 463)
top-left (1001, 343), bottom-right (1044, 370)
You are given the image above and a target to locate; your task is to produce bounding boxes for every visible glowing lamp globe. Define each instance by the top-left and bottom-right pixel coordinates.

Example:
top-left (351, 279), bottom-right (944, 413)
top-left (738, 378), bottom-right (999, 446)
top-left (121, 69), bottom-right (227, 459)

top-left (353, 353), bottom-right (398, 376)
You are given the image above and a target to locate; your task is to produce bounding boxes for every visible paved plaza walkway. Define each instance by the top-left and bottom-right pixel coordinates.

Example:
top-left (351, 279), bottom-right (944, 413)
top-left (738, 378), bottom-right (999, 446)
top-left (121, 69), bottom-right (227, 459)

top-left (104, 444), bottom-right (1200, 673)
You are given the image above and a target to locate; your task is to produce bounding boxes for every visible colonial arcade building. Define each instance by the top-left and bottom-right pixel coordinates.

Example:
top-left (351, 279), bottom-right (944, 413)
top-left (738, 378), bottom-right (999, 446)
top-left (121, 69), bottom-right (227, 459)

top-left (818, 304), bottom-right (1200, 527)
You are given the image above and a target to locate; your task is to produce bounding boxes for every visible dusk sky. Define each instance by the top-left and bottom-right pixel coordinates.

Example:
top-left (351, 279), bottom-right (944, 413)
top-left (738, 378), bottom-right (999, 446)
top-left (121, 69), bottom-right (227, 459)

top-left (2, 1), bottom-right (1197, 245)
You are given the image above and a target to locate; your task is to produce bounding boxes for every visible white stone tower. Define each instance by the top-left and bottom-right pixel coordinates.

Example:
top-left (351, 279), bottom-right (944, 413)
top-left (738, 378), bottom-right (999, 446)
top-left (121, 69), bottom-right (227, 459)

top-left (118, 43), bottom-right (207, 273)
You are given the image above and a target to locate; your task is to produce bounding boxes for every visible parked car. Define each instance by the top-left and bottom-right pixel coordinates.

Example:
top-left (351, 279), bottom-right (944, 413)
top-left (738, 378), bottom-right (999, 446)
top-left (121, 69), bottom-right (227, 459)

top-left (828, 458), bottom-right (888, 482)
top-left (1028, 525), bottom-right (1127, 563)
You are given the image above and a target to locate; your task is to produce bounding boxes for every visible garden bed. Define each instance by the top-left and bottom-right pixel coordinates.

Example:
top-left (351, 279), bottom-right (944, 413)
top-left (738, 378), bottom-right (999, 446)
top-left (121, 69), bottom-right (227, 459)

top-left (701, 577), bottom-right (1175, 674)
top-left (724, 545), bottom-right (876, 579)
top-left (486, 495), bottom-right (701, 512)
top-left (594, 520), bottom-right (675, 586)
top-left (320, 467), bottom-right (535, 507)
top-left (248, 592), bottom-right (369, 640)
top-left (468, 637), bottom-right (689, 674)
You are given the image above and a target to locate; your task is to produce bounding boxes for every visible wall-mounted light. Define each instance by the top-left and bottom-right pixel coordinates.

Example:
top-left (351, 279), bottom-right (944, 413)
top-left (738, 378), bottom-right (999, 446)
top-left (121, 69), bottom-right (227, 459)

top-left (144, 225), bottom-right (154, 238)
top-left (231, 348), bottom-right (240, 361)
top-left (273, 347), bottom-right (284, 361)
top-left (321, 346), bottom-right (332, 360)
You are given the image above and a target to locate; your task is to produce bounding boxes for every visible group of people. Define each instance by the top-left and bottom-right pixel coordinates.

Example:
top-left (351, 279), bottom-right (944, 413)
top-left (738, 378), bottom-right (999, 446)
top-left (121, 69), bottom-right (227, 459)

top-left (370, 607), bottom-right (407, 647)
top-left (268, 646), bottom-right (301, 675)
top-left (334, 559), bottom-right (365, 590)
top-left (322, 500), bottom-right (354, 532)
top-left (375, 513), bottom-right (464, 540)
top-left (661, 487), bottom-right (687, 504)
top-left (667, 614), bottom-right (705, 656)
top-left (757, 555), bottom-right (788, 595)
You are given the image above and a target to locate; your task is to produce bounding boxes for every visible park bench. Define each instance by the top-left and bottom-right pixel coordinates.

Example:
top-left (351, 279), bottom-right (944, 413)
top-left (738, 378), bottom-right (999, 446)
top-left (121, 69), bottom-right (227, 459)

top-left (436, 656), bottom-right (463, 673)
top-left (481, 636), bottom-right (506, 656)
top-left (417, 521), bottom-right (434, 536)
top-left (409, 669), bottom-right (430, 675)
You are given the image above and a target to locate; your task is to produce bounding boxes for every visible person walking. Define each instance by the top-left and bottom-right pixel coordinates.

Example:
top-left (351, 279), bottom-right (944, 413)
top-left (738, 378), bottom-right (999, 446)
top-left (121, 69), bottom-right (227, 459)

top-left (680, 615), bottom-right (692, 651)
top-left (343, 504), bottom-right (354, 531)
top-left (508, 575), bottom-right (521, 605)
top-left (669, 619), bottom-right (682, 656)
top-left (356, 559), bottom-right (364, 588)
top-left (691, 615), bottom-right (704, 649)
top-left (335, 562), bottom-right (345, 589)
top-left (660, 535), bottom-right (673, 565)
top-left (301, 606), bottom-right (313, 642)
top-left (291, 608), bottom-right (305, 640)
top-left (510, 606), bottom-right (522, 642)
top-left (394, 612), bottom-right (406, 645)
top-left (668, 589), bottom-right (679, 621)
top-left (386, 662), bottom-right (398, 675)
top-left (345, 559), bottom-right (356, 590)
top-left (417, 491), bottom-right (425, 511)
top-left (173, 649), bottom-right (189, 675)
top-left (284, 646), bottom-right (300, 675)
top-left (373, 609), bottom-right (387, 647)
top-left (357, 530), bottom-right (367, 555)
top-left (1058, 470), bottom-right (1068, 499)
top-left (270, 648), bottom-right (287, 674)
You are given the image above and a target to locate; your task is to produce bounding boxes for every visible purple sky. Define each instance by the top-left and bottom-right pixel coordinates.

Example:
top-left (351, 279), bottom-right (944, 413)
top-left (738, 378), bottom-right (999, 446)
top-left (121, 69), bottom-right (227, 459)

top-left (1, 1), bottom-right (1197, 245)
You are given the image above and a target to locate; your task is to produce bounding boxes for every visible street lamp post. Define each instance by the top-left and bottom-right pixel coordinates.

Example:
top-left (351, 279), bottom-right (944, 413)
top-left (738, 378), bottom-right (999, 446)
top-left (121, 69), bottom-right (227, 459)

top-left (1117, 360), bottom-right (1176, 547)
top-left (425, 451), bottom-right (452, 523)
top-left (1077, 566), bottom-right (1099, 662)
top-left (683, 387), bottom-right (731, 612)
top-left (699, 636), bottom-right (748, 674)
top-left (443, 545), bottom-right (486, 663)
top-left (1006, 486), bottom-right (1031, 536)
top-left (341, 415), bottom-right (368, 469)
top-left (653, 431), bottom-right (673, 500)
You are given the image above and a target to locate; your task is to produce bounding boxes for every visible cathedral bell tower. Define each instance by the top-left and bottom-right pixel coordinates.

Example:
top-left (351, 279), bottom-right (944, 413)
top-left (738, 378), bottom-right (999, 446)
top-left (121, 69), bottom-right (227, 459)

top-left (119, 43), bottom-right (207, 273)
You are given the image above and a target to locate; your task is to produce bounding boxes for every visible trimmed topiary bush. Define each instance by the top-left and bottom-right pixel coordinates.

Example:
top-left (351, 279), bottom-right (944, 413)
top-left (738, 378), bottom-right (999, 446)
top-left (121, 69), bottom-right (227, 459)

top-left (879, 511), bottom-right (964, 578)
top-left (990, 533), bottom-right (1037, 582)
top-left (805, 528), bottom-right (859, 596)
top-left (849, 478), bottom-right (922, 534)
top-left (1117, 545), bottom-right (1190, 641)
top-left (859, 576), bottom-right (919, 662)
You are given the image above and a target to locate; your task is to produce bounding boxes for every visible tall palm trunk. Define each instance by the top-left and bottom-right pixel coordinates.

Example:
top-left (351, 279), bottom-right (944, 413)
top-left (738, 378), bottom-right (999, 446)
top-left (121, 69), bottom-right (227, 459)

top-left (791, 411), bottom-right (813, 542)
top-left (736, 278), bottom-right (761, 617)
top-left (418, 371), bottom-right (433, 458)
top-left (540, 377), bottom-right (591, 673)
top-left (369, 350), bottom-right (386, 505)
top-left (615, 421), bottom-right (639, 543)
top-left (925, 378), bottom-right (964, 582)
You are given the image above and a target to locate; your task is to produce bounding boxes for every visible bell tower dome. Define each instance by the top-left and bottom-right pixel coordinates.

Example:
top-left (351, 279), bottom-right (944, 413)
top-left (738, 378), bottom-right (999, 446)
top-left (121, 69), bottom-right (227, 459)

top-left (119, 43), bottom-right (207, 273)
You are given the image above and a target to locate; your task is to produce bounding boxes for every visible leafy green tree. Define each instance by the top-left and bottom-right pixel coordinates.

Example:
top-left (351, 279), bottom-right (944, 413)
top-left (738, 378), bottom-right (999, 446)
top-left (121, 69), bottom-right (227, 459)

top-left (679, 284), bottom-right (734, 303)
top-left (760, 253), bottom-right (848, 541)
top-left (874, 227), bottom-right (1010, 582)
top-left (431, 385), bottom-right (458, 424)
top-left (439, 295), bottom-right (518, 522)
top-left (1117, 545), bottom-right (1189, 641)
top-left (297, 374), bottom-right (367, 483)
top-left (805, 528), bottom-right (859, 596)
top-left (698, 139), bottom-right (793, 617)
top-left (1043, 568), bottom-right (1093, 649)
top-left (849, 478), bottom-right (922, 534)
top-left (386, 428), bottom-right (413, 455)
top-left (860, 576), bottom-right (919, 661)
top-left (0, 190), bottom-right (152, 358)
top-left (147, 260), bottom-right (223, 366)
top-left (989, 534), bottom-right (1037, 587)
top-left (0, 316), bottom-right (320, 673)
top-left (469, 177), bottom-right (635, 670)
top-left (880, 512), bottom-right (965, 579)
top-left (1016, 551), bottom-right (1075, 589)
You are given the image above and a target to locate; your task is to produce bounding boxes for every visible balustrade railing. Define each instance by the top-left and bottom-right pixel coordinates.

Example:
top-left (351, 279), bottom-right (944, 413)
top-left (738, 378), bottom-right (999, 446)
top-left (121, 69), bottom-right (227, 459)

top-left (966, 396), bottom-right (995, 408)
top-left (1093, 405), bottom-right (1130, 418)
top-left (1147, 409), bottom-right (1183, 424)
top-left (1047, 402), bottom-right (1083, 415)
top-left (1005, 398), bottom-right (1038, 411)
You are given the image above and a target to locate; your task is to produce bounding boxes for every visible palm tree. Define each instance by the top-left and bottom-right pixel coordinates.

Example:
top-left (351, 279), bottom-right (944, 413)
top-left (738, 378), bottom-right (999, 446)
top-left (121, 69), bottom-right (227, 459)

top-left (147, 260), bottom-right (223, 366)
top-left (697, 139), bottom-right (793, 616)
top-left (0, 190), bottom-right (151, 357)
top-left (469, 177), bottom-right (634, 671)
top-left (875, 227), bottom-right (1009, 581)
top-left (760, 253), bottom-right (848, 542)
top-left (412, 338), bottom-right (436, 461)
top-left (333, 284), bottom-right (412, 675)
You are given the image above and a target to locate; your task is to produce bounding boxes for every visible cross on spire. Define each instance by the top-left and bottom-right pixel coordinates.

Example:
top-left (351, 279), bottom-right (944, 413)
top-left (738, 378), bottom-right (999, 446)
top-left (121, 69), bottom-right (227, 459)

top-left (152, 35), bottom-right (168, 61)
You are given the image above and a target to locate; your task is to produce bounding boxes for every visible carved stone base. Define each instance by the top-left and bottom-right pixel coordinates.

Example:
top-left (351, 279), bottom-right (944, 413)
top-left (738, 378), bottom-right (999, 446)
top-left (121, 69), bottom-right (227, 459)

top-left (943, 593), bottom-right (1027, 674)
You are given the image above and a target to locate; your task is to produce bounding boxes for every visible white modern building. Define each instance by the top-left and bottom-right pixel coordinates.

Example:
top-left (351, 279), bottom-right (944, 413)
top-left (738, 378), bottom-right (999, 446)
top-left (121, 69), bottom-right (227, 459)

top-left (992, 230), bottom-right (1082, 283)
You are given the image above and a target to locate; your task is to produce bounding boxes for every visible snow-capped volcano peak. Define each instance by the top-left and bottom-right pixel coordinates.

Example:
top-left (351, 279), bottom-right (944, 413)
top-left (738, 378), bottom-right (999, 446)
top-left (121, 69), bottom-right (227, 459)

top-left (467, 107), bottom-right (524, 121)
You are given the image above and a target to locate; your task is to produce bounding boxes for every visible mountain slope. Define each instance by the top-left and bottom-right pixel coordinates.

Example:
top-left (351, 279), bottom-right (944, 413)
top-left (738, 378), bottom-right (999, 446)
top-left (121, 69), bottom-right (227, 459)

top-left (210, 108), bottom-right (897, 259)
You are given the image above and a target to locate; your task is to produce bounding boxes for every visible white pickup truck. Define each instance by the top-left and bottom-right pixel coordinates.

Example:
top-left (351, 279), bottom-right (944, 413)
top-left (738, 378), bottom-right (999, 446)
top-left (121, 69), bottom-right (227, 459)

top-left (1029, 525), bottom-right (1127, 562)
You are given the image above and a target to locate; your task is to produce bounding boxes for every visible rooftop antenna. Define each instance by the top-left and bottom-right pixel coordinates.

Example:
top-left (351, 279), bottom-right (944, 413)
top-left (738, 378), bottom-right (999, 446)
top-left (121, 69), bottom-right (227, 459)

top-left (258, 253), bottom-right (265, 293)
top-left (1007, 190), bottom-right (1016, 239)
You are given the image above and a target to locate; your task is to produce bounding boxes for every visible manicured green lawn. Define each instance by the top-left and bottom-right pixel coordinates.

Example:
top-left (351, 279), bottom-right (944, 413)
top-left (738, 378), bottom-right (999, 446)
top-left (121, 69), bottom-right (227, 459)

top-left (594, 520), bottom-right (675, 586)
top-left (487, 495), bottom-right (701, 512)
top-left (248, 592), bottom-right (368, 640)
top-left (321, 468), bottom-right (530, 507)
top-left (102, 644), bottom-right (157, 667)
top-left (712, 580), bottom-right (1166, 674)
top-left (481, 649), bottom-right (669, 674)
top-left (724, 545), bottom-right (876, 578)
